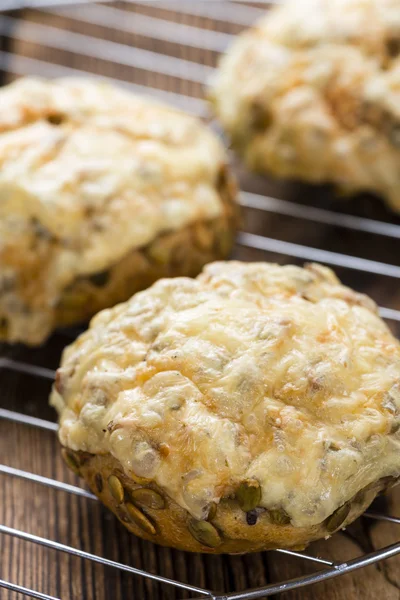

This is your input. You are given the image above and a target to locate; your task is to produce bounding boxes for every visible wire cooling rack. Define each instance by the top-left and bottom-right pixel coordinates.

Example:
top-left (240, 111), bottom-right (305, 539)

top-left (1, 1), bottom-right (400, 599)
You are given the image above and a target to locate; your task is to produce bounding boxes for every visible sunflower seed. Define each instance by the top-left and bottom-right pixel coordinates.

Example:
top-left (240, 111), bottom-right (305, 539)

top-left (108, 475), bottom-right (124, 504)
top-left (325, 503), bottom-right (351, 533)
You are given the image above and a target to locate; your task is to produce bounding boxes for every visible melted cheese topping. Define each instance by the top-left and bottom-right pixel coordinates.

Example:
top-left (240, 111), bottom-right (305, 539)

top-left (52, 262), bottom-right (400, 526)
top-left (211, 0), bottom-right (400, 210)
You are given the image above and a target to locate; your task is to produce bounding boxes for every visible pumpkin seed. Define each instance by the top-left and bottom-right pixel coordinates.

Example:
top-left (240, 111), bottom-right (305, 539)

top-left (130, 488), bottom-right (165, 510)
top-left (389, 125), bottom-right (400, 148)
top-left (95, 473), bottom-right (103, 494)
top-left (116, 506), bottom-right (130, 524)
top-left (146, 240), bottom-right (171, 265)
top-left (193, 223), bottom-right (214, 251)
top-left (61, 448), bottom-right (80, 476)
top-left (188, 519), bottom-right (222, 548)
top-left (268, 508), bottom-right (290, 525)
top-left (325, 503), bottom-right (351, 533)
top-left (108, 475), bottom-right (124, 504)
top-left (236, 479), bottom-right (261, 512)
top-left (215, 229), bottom-right (233, 257)
top-left (126, 502), bottom-right (156, 535)
top-left (208, 502), bottom-right (217, 521)
top-left (58, 289), bottom-right (88, 311)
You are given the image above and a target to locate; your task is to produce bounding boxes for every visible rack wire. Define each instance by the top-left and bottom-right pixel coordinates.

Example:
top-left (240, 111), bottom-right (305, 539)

top-left (1, 2), bottom-right (400, 599)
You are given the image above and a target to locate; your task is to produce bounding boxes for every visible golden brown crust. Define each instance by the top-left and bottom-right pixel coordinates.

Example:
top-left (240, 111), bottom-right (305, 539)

top-left (65, 449), bottom-right (396, 553)
top-left (210, 0), bottom-right (400, 210)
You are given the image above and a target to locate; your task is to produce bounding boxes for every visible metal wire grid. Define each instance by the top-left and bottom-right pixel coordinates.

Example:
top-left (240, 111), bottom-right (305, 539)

top-left (1, 1), bottom-right (400, 598)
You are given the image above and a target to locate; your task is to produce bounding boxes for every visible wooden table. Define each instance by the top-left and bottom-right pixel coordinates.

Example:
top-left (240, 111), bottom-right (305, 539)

top-left (1, 3), bottom-right (400, 599)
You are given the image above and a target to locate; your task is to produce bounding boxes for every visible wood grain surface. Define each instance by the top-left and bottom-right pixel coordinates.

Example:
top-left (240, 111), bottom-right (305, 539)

top-left (1, 2), bottom-right (400, 599)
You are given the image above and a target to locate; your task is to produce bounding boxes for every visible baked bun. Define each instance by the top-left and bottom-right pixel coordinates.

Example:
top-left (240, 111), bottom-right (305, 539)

top-left (210, 0), bottom-right (400, 210)
top-left (51, 261), bottom-right (400, 554)
top-left (0, 77), bottom-right (238, 345)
